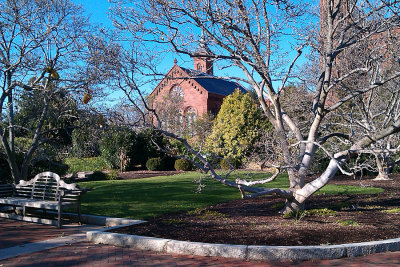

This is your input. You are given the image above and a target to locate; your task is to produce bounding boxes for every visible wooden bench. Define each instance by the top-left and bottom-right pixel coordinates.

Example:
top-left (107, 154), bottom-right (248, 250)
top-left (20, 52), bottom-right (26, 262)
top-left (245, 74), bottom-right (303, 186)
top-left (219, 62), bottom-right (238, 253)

top-left (0, 172), bottom-right (86, 228)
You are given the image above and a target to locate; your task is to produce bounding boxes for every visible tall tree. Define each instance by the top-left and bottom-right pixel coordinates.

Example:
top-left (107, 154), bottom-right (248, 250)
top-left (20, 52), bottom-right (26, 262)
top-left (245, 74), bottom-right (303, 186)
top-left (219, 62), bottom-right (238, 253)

top-left (0, 0), bottom-right (101, 182)
top-left (109, 0), bottom-right (400, 213)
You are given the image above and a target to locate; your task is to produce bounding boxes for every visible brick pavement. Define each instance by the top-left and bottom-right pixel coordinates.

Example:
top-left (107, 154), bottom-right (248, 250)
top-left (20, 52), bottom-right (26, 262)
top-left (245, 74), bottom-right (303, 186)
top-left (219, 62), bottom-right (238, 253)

top-left (1, 218), bottom-right (400, 266)
top-left (0, 217), bottom-right (97, 249)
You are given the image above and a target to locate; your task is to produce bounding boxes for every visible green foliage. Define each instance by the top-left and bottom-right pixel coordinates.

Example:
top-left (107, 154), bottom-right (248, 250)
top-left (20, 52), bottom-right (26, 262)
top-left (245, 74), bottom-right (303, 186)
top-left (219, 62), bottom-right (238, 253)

top-left (185, 208), bottom-right (225, 219)
top-left (71, 126), bottom-right (101, 158)
top-left (133, 129), bottom-right (172, 168)
top-left (382, 208), bottom-right (400, 213)
top-left (14, 89), bottom-right (78, 147)
top-left (304, 208), bottom-right (337, 217)
top-left (188, 112), bottom-right (214, 147)
top-left (219, 157), bottom-right (240, 170)
top-left (282, 210), bottom-right (306, 220)
top-left (174, 158), bottom-right (193, 171)
top-left (106, 170), bottom-right (120, 180)
top-left (197, 210), bottom-right (226, 220)
top-left (99, 127), bottom-right (137, 170)
top-left (146, 157), bottom-right (162, 171)
top-left (99, 127), bottom-right (173, 171)
top-left (282, 208), bottom-right (336, 221)
top-left (206, 89), bottom-right (272, 165)
top-left (220, 158), bottom-right (231, 170)
top-left (64, 157), bottom-right (109, 173)
top-left (87, 170), bottom-right (119, 181)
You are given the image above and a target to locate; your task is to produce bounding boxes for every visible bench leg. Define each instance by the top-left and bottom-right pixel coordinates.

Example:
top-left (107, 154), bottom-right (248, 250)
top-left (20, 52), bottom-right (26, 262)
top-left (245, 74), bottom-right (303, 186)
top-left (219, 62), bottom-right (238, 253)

top-left (57, 206), bottom-right (61, 228)
top-left (22, 205), bottom-right (26, 217)
top-left (77, 205), bottom-right (82, 225)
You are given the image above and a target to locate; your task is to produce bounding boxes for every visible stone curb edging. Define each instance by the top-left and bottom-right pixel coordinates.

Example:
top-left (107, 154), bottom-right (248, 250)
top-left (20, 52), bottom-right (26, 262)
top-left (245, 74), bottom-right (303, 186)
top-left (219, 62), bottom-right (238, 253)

top-left (77, 213), bottom-right (145, 227)
top-left (86, 230), bottom-right (400, 261)
top-left (59, 212), bottom-right (146, 227)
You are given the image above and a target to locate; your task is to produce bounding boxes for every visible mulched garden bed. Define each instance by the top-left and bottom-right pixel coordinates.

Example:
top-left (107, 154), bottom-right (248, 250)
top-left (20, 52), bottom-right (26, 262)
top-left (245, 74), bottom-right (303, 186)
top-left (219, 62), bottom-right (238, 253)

top-left (111, 174), bottom-right (400, 246)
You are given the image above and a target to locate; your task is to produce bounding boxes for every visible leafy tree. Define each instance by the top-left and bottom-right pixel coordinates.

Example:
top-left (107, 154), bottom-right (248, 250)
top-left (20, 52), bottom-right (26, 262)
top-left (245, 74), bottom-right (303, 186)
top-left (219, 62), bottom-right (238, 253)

top-left (14, 88), bottom-right (78, 148)
top-left (206, 89), bottom-right (272, 165)
top-left (100, 127), bottom-right (135, 171)
top-left (70, 110), bottom-right (105, 158)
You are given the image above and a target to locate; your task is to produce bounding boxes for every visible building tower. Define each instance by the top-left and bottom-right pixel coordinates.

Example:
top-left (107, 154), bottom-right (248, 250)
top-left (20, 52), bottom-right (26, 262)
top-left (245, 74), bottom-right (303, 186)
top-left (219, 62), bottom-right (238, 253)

top-left (193, 33), bottom-right (214, 75)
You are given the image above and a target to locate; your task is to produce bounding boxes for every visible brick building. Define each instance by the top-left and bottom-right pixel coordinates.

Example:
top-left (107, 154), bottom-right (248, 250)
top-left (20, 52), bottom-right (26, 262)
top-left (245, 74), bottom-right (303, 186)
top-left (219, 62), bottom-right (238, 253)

top-left (149, 39), bottom-right (246, 133)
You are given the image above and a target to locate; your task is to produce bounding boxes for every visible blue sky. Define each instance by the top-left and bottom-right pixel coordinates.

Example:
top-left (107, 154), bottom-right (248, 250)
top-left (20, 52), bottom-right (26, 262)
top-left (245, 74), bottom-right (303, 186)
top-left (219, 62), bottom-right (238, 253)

top-left (73, 0), bottom-right (192, 98)
top-left (72, 0), bottom-right (309, 101)
top-left (74, 0), bottom-right (112, 28)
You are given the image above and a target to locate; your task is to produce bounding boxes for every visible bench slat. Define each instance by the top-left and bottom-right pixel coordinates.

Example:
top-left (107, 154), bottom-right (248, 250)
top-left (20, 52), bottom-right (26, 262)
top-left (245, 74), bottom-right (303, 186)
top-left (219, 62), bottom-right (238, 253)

top-left (0, 172), bottom-right (86, 228)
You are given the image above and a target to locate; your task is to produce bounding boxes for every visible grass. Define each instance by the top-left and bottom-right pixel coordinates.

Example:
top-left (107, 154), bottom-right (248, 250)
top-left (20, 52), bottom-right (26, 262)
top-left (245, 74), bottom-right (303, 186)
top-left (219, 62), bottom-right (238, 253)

top-left (64, 157), bottom-right (109, 173)
top-left (79, 172), bottom-right (240, 219)
top-left (382, 208), bottom-right (400, 213)
top-left (304, 208), bottom-right (337, 217)
top-left (78, 171), bottom-right (384, 220)
top-left (337, 219), bottom-right (360, 226)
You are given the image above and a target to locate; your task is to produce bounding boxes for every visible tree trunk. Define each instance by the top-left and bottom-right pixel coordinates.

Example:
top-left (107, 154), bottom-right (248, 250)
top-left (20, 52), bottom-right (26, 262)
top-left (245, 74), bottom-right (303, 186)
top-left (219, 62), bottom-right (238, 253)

top-left (6, 71), bottom-right (15, 155)
top-left (281, 152), bottom-right (348, 214)
top-left (374, 154), bottom-right (391, 180)
top-left (1, 132), bottom-right (21, 183)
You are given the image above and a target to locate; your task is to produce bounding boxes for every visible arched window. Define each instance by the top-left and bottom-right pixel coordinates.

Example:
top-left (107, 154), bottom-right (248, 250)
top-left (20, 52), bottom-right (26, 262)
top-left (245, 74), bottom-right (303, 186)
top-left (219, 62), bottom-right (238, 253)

top-left (170, 85), bottom-right (184, 98)
top-left (197, 63), bottom-right (203, 72)
top-left (173, 110), bottom-right (183, 135)
top-left (186, 107), bottom-right (197, 128)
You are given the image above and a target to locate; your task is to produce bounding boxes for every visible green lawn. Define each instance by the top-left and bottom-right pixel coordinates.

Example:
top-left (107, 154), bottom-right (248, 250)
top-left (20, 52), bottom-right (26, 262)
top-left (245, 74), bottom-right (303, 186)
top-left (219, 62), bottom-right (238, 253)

top-left (78, 171), bottom-right (383, 220)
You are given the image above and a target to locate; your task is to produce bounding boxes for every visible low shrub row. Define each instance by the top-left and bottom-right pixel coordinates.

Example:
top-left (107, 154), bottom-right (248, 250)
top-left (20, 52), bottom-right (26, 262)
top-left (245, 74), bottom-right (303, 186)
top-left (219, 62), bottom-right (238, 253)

top-left (146, 157), bottom-right (193, 171)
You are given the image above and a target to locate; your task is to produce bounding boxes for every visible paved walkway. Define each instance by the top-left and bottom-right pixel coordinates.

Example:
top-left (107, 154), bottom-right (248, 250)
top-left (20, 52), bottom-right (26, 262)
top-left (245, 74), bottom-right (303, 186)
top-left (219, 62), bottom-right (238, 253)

top-left (1, 218), bottom-right (400, 266)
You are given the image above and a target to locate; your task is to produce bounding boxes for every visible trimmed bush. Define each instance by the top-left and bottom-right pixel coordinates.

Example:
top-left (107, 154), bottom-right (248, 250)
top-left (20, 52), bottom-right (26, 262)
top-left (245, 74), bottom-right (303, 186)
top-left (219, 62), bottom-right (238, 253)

top-left (220, 157), bottom-right (240, 170)
top-left (220, 158), bottom-right (232, 170)
top-left (87, 170), bottom-right (119, 181)
top-left (174, 159), bottom-right (193, 171)
top-left (146, 157), bottom-right (162, 171)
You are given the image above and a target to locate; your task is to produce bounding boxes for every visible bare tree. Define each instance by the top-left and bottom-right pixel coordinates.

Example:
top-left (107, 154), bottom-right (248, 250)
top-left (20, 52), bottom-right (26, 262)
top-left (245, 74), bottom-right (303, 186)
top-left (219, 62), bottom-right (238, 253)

top-left (324, 15), bottom-right (400, 180)
top-left (0, 0), bottom-right (101, 182)
top-left (108, 0), bottom-right (400, 213)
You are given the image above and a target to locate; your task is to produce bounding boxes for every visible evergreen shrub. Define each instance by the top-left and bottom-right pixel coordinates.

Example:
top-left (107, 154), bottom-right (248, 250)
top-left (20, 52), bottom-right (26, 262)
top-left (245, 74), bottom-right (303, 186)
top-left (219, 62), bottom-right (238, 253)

top-left (146, 157), bottom-right (162, 171)
top-left (174, 159), bottom-right (193, 171)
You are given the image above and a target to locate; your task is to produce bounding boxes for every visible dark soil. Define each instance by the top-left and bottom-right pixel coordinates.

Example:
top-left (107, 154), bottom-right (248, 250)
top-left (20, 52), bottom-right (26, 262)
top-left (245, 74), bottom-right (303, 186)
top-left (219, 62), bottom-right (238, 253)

top-left (111, 173), bottom-right (400, 246)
